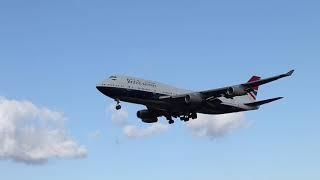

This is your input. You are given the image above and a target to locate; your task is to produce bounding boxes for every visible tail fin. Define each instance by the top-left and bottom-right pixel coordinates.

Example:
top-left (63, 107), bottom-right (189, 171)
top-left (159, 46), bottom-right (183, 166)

top-left (246, 76), bottom-right (261, 101)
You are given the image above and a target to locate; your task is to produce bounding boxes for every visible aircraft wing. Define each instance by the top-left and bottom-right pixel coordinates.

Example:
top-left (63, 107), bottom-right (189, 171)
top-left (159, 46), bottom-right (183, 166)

top-left (159, 70), bottom-right (294, 101)
top-left (240, 69), bottom-right (294, 89)
top-left (199, 69), bottom-right (294, 99)
top-left (196, 87), bottom-right (229, 99)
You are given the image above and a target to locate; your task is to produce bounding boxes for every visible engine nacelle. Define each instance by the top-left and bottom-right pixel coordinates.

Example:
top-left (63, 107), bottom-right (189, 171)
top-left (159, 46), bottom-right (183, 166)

top-left (137, 109), bottom-right (158, 123)
top-left (226, 85), bottom-right (247, 97)
top-left (184, 93), bottom-right (203, 105)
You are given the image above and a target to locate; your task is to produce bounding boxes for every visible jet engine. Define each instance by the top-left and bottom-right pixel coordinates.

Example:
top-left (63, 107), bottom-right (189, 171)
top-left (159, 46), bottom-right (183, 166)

top-left (184, 93), bottom-right (203, 105)
top-left (137, 109), bottom-right (158, 123)
top-left (226, 85), bottom-right (247, 97)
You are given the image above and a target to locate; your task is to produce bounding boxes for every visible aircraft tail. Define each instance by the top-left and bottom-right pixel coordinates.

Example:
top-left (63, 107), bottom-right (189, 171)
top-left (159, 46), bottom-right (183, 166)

top-left (246, 76), bottom-right (261, 102)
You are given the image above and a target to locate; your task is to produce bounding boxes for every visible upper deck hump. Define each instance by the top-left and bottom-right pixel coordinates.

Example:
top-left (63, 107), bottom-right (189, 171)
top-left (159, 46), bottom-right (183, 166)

top-left (113, 75), bottom-right (192, 95)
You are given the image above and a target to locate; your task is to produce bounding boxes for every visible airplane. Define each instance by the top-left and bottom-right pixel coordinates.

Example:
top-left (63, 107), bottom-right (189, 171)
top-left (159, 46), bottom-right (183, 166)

top-left (96, 70), bottom-right (294, 124)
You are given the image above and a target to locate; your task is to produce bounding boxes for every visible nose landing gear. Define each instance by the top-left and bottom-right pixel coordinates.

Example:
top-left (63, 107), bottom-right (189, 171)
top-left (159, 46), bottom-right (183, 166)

top-left (115, 99), bottom-right (121, 110)
top-left (116, 105), bottom-right (121, 110)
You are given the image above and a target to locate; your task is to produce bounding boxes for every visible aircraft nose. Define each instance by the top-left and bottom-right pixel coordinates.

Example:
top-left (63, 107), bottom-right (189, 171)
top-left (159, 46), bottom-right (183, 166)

top-left (96, 84), bottom-right (104, 92)
top-left (96, 82), bottom-right (105, 93)
top-left (96, 83), bottom-right (113, 97)
top-left (96, 85), bottom-right (103, 92)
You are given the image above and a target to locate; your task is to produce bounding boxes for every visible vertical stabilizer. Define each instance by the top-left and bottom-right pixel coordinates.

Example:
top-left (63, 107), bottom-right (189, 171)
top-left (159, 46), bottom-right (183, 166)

top-left (246, 76), bottom-right (261, 102)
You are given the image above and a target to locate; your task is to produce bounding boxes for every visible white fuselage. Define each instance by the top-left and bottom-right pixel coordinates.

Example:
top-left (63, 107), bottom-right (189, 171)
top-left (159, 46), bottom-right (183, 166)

top-left (96, 75), bottom-right (256, 114)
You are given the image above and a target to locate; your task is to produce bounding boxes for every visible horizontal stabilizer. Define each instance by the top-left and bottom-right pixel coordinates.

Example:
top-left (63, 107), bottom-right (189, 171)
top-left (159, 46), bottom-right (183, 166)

top-left (245, 97), bottom-right (283, 107)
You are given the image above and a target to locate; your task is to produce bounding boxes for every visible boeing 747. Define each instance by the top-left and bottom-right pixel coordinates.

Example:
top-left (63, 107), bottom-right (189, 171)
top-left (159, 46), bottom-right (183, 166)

top-left (96, 70), bottom-right (294, 124)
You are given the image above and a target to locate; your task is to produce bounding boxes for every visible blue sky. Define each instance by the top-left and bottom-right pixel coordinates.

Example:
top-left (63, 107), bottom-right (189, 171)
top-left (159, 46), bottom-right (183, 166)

top-left (0, 0), bottom-right (319, 179)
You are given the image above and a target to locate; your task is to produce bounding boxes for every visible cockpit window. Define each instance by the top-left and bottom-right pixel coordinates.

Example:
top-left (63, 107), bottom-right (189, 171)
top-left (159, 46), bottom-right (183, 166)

top-left (109, 75), bottom-right (117, 80)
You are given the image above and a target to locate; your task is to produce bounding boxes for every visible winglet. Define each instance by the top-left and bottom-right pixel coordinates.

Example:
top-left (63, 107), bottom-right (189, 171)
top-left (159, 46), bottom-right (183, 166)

top-left (286, 69), bottom-right (294, 76)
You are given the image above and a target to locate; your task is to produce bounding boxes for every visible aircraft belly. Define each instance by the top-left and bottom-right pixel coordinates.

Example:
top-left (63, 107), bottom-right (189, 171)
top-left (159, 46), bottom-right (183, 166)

top-left (119, 97), bottom-right (171, 109)
top-left (198, 103), bottom-right (246, 114)
top-left (98, 86), bottom-right (247, 115)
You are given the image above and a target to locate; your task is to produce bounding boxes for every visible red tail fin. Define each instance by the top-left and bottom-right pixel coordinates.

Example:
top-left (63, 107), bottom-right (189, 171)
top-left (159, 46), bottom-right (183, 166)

top-left (248, 76), bottom-right (261, 90)
top-left (247, 76), bottom-right (261, 100)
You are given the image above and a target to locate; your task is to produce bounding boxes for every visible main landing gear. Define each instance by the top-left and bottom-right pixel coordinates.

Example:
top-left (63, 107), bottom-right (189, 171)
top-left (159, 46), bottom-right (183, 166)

top-left (166, 113), bottom-right (197, 124)
top-left (115, 99), bottom-right (121, 110)
top-left (165, 115), bottom-right (174, 124)
top-left (180, 113), bottom-right (197, 122)
top-left (190, 112), bottom-right (197, 119)
top-left (180, 116), bottom-right (189, 122)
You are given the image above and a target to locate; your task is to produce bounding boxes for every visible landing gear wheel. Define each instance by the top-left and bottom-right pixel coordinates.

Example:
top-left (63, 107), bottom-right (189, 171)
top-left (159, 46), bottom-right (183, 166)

top-left (115, 105), bottom-right (121, 110)
top-left (166, 115), bottom-right (174, 124)
top-left (115, 99), bottom-right (121, 110)
top-left (191, 113), bottom-right (197, 119)
top-left (180, 116), bottom-right (189, 122)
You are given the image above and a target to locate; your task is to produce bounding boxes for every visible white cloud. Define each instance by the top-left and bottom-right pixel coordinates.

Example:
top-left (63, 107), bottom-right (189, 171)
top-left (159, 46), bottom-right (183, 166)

top-left (107, 104), bottom-right (246, 139)
top-left (123, 123), bottom-right (169, 139)
top-left (0, 97), bottom-right (87, 164)
top-left (186, 113), bottom-right (247, 138)
top-left (88, 130), bottom-right (102, 140)
top-left (108, 103), bottom-right (128, 126)
top-left (107, 103), bottom-right (169, 139)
